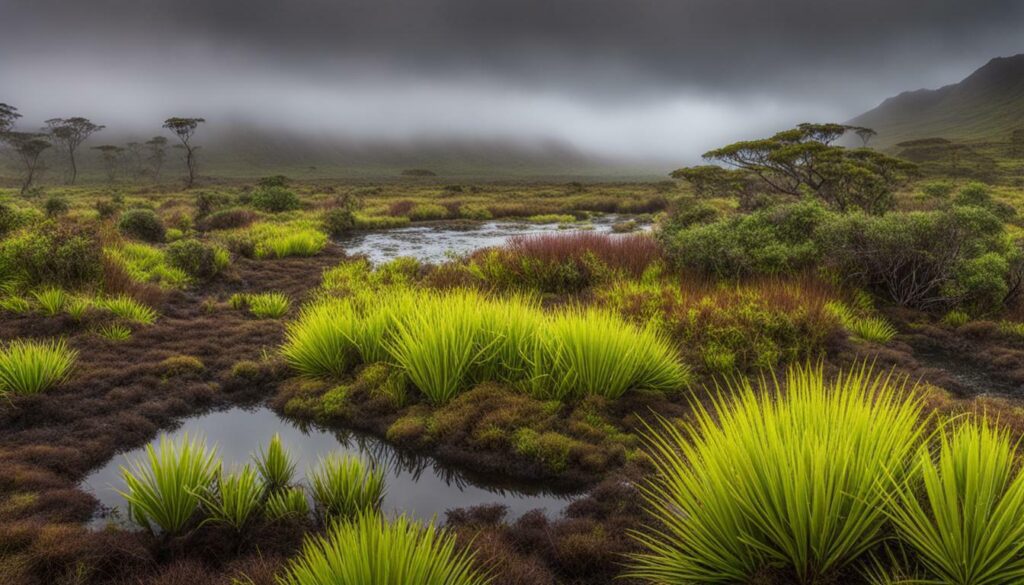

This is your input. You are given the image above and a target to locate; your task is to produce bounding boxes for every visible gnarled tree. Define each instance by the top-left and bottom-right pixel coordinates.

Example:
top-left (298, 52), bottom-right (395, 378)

top-left (92, 145), bottom-right (125, 182)
top-left (45, 117), bottom-right (104, 184)
top-left (7, 132), bottom-right (51, 195)
top-left (162, 117), bottom-right (205, 188)
top-left (702, 123), bottom-right (915, 214)
top-left (146, 136), bottom-right (168, 182)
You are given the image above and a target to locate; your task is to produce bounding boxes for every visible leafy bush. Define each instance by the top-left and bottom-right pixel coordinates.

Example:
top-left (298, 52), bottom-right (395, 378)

top-left (661, 199), bottom-right (828, 277)
top-left (118, 208), bottom-right (166, 243)
top-left (43, 195), bottom-right (69, 218)
top-left (629, 365), bottom-right (924, 584)
top-left (818, 205), bottom-right (1018, 314)
top-left (278, 513), bottom-right (489, 585)
top-left (0, 338), bottom-right (78, 396)
top-left (0, 222), bottom-right (104, 289)
top-left (251, 186), bottom-right (300, 213)
top-left (166, 239), bottom-right (229, 280)
top-left (308, 454), bottom-right (385, 521)
top-left (322, 207), bottom-right (356, 236)
top-left (886, 420), bottom-right (1024, 585)
top-left (118, 433), bottom-right (220, 536)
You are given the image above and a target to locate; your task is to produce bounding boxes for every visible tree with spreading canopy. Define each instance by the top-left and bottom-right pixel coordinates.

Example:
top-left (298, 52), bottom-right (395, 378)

top-left (699, 123), bottom-right (915, 214)
top-left (0, 103), bottom-right (20, 134)
top-left (146, 136), bottom-right (168, 182)
top-left (6, 132), bottom-right (51, 195)
top-left (92, 145), bottom-right (125, 182)
top-left (162, 117), bottom-right (205, 188)
top-left (45, 117), bottom-right (104, 184)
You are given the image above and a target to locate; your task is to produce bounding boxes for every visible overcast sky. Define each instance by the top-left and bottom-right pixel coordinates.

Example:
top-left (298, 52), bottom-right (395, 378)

top-left (1, 0), bottom-right (1021, 162)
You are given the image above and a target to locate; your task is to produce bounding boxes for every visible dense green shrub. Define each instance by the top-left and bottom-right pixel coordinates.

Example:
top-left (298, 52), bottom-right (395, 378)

top-left (661, 199), bottom-right (828, 277)
top-left (0, 202), bottom-right (34, 238)
top-left (43, 195), bottom-right (69, 218)
top-left (200, 207), bottom-right (258, 230)
top-left (818, 205), bottom-right (1019, 314)
top-left (94, 198), bottom-right (122, 219)
top-left (118, 208), bottom-right (166, 242)
top-left (322, 207), bottom-right (356, 236)
top-left (0, 222), bottom-right (104, 289)
top-left (166, 238), bottom-right (229, 279)
top-left (194, 190), bottom-right (232, 218)
top-left (251, 186), bottom-right (300, 213)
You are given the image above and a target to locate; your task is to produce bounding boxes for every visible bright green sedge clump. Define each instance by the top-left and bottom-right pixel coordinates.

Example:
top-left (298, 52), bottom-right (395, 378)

top-left (308, 454), bottom-right (385, 521)
top-left (0, 338), bottom-right (78, 396)
top-left (281, 288), bottom-right (689, 404)
top-left (628, 364), bottom-right (924, 585)
top-left (247, 292), bottom-right (292, 319)
top-left (278, 513), bottom-right (490, 585)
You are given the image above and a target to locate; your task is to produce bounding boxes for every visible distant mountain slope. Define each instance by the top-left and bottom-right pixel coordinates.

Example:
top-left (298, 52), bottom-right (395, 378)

top-left (849, 54), bottom-right (1024, 147)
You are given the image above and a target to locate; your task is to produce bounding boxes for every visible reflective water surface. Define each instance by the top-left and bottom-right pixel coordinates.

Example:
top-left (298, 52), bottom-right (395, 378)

top-left (82, 406), bottom-right (575, 524)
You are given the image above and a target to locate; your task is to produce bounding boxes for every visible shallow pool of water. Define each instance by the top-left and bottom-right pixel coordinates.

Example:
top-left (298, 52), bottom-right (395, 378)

top-left (339, 215), bottom-right (648, 264)
top-left (82, 406), bottom-right (575, 524)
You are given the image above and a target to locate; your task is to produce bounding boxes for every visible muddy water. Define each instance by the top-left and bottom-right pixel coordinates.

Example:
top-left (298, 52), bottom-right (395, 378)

top-left (338, 215), bottom-right (649, 264)
top-left (82, 407), bottom-right (574, 524)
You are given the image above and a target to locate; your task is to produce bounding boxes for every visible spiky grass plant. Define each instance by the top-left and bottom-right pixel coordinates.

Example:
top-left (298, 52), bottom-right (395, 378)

top-left (385, 290), bottom-right (485, 405)
top-left (254, 226), bottom-right (327, 259)
top-left (0, 295), bottom-right (32, 313)
top-left (628, 364), bottom-right (924, 585)
top-left (826, 301), bottom-right (897, 344)
top-left (253, 433), bottom-right (296, 494)
top-left (886, 420), bottom-right (1024, 585)
top-left (95, 323), bottom-right (132, 341)
top-left (0, 338), bottom-right (78, 396)
top-left (65, 296), bottom-right (93, 320)
top-left (528, 308), bottom-right (688, 400)
top-left (33, 287), bottom-right (68, 316)
top-left (281, 298), bottom-right (359, 378)
top-left (308, 454), bottom-right (385, 521)
top-left (266, 486), bottom-right (311, 521)
top-left (99, 295), bottom-right (158, 325)
top-left (197, 464), bottom-right (264, 533)
top-left (247, 292), bottom-right (291, 319)
top-left (278, 513), bottom-right (490, 585)
top-left (118, 433), bottom-right (220, 536)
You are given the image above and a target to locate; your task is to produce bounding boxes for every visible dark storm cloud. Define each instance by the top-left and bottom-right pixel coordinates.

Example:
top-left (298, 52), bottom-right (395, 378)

top-left (1, 0), bottom-right (1021, 161)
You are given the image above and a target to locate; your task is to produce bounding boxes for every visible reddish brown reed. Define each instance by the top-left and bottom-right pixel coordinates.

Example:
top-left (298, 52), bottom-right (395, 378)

top-left (503, 232), bottom-right (662, 277)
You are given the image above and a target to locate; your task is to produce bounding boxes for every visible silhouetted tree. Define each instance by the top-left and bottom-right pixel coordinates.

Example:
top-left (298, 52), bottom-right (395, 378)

top-left (852, 126), bottom-right (878, 147)
top-left (162, 117), bottom-right (205, 188)
top-left (0, 103), bottom-right (20, 134)
top-left (7, 132), bottom-right (51, 195)
top-left (146, 136), bottom-right (168, 182)
top-left (92, 145), bottom-right (124, 182)
top-left (702, 122), bottom-right (915, 214)
top-left (45, 117), bottom-right (104, 184)
top-left (124, 141), bottom-right (144, 181)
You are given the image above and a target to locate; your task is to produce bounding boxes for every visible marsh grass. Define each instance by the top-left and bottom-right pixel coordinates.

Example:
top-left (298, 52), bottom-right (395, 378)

top-left (826, 300), bottom-right (897, 343)
top-left (308, 454), bottom-right (385, 521)
top-left (278, 513), bottom-right (490, 585)
top-left (886, 420), bottom-right (1024, 585)
top-left (628, 365), bottom-right (924, 584)
top-left (197, 464), bottom-right (264, 533)
top-left (0, 338), bottom-right (78, 396)
top-left (253, 433), bottom-right (297, 494)
top-left (106, 242), bottom-right (189, 288)
top-left (65, 295), bottom-right (93, 320)
top-left (247, 292), bottom-right (291, 319)
top-left (0, 295), bottom-right (32, 313)
top-left (95, 322), bottom-right (132, 341)
top-left (249, 223), bottom-right (327, 259)
top-left (282, 299), bottom-right (359, 378)
top-left (99, 295), bottom-right (158, 325)
top-left (266, 486), bottom-right (311, 521)
top-left (33, 287), bottom-right (68, 316)
top-left (118, 433), bottom-right (220, 536)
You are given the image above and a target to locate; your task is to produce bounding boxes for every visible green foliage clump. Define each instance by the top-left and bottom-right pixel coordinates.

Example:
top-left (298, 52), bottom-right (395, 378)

top-left (117, 433), bottom-right (220, 536)
top-left (118, 208), bottom-right (166, 243)
top-left (105, 242), bottom-right (189, 288)
top-left (250, 223), bottom-right (327, 259)
top-left (32, 287), bottom-right (68, 316)
top-left (886, 420), bottom-right (1024, 585)
top-left (253, 433), bottom-right (297, 494)
top-left (196, 465), bottom-right (263, 533)
top-left (42, 195), bottom-right (69, 218)
top-left (629, 365), bottom-right (924, 584)
top-left (251, 186), bottom-right (300, 213)
top-left (661, 199), bottom-right (828, 277)
top-left (278, 513), bottom-right (489, 585)
top-left (308, 454), bottom-right (385, 521)
top-left (0, 222), bottom-right (103, 289)
top-left (98, 295), bottom-right (158, 325)
top-left (166, 238), bottom-right (229, 280)
top-left (246, 292), bottom-right (292, 319)
top-left (825, 301), bottom-right (898, 344)
top-left (407, 202), bottom-right (449, 221)
top-left (0, 338), bottom-right (78, 396)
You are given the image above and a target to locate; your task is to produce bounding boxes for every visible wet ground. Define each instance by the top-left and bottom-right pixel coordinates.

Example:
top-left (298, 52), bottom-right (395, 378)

top-left (82, 406), bottom-right (575, 525)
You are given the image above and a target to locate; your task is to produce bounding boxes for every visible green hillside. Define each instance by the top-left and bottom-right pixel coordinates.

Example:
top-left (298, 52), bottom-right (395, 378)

top-left (849, 54), bottom-right (1024, 147)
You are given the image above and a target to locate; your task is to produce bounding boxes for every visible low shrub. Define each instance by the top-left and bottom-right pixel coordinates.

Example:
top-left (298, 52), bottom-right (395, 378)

top-left (118, 208), bottom-right (166, 243)
top-left (0, 338), bottom-right (78, 396)
top-left (42, 195), bottom-right (69, 218)
top-left (0, 222), bottom-right (104, 289)
top-left (251, 186), bottom-right (300, 213)
top-left (628, 365), bottom-right (924, 584)
top-left (278, 513), bottom-right (489, 585)
top-left (322, 207), bottom-right (356, 236)
top-left (166, 239), bottom-right (229, 280)
top-left (118, 433), bottom-right (220, 536)
top-left (200, 207), bottom-right (258, 231)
